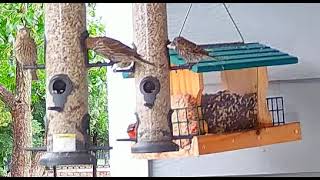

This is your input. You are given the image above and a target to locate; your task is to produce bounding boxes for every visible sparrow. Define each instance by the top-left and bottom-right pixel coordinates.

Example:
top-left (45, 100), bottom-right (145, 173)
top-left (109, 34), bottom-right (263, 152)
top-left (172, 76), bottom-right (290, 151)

top-left (167, 36), bottom-right (217, 65)
top-left (85, 36), bottom-right (154, 71)
top-left (14, 27), bottom-right (38, 80)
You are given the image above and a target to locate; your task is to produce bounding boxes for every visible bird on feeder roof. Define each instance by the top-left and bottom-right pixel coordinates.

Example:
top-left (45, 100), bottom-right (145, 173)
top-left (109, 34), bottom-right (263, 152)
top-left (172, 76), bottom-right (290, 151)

top-left (167, 36), bottom-right (218, 65)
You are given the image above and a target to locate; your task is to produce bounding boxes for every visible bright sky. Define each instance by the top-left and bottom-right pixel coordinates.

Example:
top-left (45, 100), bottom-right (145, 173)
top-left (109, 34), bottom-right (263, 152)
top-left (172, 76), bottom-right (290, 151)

top-left (95, 3), bottom-right (133, 45)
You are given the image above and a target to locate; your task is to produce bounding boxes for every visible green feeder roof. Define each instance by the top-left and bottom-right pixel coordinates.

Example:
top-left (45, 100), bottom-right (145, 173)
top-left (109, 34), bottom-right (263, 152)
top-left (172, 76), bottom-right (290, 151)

top-left (122, 42), bottom-right (298, 78)
top-left (169, 42), bottom-right (298, 73)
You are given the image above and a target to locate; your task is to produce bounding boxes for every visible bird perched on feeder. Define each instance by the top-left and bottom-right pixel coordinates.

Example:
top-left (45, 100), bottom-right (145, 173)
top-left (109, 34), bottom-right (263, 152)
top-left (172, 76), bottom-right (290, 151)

top-left (85, 37), bottom-right (154, 71)
top-left (127, 112), bottom-right (140, 140)
top-left (14, 27), bottom-right (38, 80)
top-left (167, 36), bottom-right (217, 65)
top-left (127, 122), bottom-right (137, 140)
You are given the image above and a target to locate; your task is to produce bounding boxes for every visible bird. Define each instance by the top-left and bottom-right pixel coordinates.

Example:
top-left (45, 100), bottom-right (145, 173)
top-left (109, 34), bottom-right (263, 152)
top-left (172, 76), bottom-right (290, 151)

top-left (127, 112), bottom-right (140, 140)
top-left (167, 36), bottom-right (217, 65)
top-left (14, 27), bottom-right (38, 80)
top-left (85, 36), bottom-right (154, 71)
top-left (127, 122), bottom-right (137, 140)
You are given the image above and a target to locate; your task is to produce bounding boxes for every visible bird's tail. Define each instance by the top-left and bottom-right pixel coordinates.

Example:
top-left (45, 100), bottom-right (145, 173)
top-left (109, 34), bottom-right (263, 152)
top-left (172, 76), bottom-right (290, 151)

top-left (31, 70), bottom-right (38, 81)
top-left (135, 55), bottom-right (155, 66)
top-left (207, 54), bottom-right (225, 61)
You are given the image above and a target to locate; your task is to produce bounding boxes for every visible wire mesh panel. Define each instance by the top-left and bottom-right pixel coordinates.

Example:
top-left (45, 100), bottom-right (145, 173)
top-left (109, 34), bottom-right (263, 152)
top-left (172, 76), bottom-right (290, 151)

top-left (266, 96), bottom-right (285, 126)
top-left (171, 96), bottom-right (286, 149)
top-left (171, 106), bottom-right (207, 150)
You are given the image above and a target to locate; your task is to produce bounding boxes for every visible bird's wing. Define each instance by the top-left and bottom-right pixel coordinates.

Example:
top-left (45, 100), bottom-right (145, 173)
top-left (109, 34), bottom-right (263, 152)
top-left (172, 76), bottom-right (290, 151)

top-left (30, 38), bottom-right (38, 65)
top-left (182, 38), bottom-right (210, 56)
top-left (104, 37), bottom-right (139, 57)
top-left (192, 44), bottom-right (210, 56)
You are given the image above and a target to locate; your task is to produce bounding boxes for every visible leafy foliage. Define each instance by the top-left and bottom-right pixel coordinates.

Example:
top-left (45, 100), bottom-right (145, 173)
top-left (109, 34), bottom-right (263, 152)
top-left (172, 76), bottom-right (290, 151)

top-left (0, 3), bottom-right (108, 176)
top-left (87, 3), bottom-right (109, 145)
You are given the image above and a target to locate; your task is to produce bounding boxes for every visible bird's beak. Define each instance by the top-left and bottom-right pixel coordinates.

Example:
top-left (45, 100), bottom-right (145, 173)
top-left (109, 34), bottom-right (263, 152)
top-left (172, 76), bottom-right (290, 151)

top-left (167, 42), bottom-right (175, 49)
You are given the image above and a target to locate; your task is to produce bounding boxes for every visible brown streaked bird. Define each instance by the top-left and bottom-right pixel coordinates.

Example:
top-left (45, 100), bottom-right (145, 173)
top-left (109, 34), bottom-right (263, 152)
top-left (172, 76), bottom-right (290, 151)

top-left (86, 37), bottom-right (154, 69)
top-left (14, 27), bottom-right (38, 80)
top-left (167, 36), bottom-right (217, 64)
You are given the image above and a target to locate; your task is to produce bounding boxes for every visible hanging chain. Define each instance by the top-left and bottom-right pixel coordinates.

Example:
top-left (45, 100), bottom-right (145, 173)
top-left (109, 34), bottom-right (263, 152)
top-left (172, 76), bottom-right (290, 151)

top-left (223, 3), bottom-right (245, 43)
top-left (178, 3), bottom-right (193, 37)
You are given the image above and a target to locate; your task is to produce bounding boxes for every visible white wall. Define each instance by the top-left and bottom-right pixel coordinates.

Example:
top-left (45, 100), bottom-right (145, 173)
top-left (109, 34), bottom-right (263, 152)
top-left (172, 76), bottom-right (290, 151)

top-left (96, 3), bottom-right (148, 177)
top-left (151, 3), bottom-right (320, 176)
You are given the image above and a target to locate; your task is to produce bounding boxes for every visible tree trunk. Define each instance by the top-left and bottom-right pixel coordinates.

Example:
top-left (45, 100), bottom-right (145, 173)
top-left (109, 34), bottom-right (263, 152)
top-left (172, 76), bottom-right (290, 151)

top-left (132, 3), bottom-right (178, 153)
top-left (10, 62), bottom-right (32, 177)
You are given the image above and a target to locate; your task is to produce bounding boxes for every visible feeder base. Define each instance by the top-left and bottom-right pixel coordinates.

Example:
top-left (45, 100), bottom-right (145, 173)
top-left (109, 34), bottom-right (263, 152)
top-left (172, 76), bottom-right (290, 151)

top-left (131, 141), bottom-right (179, 153)
top-left (39, 152), bottom-right (96, 167)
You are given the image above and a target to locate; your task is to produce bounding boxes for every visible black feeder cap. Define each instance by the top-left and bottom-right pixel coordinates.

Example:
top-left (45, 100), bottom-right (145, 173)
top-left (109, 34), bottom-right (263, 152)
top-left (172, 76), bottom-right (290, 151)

top-left (39, 152), bottom-right (96, 167)
top-left (131, 141), bottom-right (179, 153)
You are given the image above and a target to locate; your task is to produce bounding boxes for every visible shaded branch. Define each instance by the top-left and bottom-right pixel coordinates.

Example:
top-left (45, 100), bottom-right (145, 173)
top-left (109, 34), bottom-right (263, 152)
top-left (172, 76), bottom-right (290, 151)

top-left (0, 83), bottom-right (16, 111)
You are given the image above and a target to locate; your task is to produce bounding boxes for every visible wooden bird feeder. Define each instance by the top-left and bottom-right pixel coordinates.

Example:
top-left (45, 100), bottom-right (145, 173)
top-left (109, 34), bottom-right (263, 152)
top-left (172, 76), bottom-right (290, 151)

top-left (116, 3), bottom-right (301, 160)
top-left (127, 42), bottom-right (301, 160)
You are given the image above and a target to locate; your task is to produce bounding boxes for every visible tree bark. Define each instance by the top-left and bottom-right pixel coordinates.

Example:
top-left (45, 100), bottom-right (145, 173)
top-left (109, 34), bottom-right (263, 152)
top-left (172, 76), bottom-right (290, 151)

top-left (0, 85), bottom-right (15, 111)
top-left (0, 61), bottom-right (36, 178)
top-left (10, 62), bottom-right (32, 177)
top-left (132, 3), bottom-right (177, 153)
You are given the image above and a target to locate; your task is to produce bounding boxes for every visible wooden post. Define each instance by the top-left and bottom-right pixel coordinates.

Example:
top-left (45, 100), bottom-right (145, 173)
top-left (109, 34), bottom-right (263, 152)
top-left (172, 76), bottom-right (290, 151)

top-left (170, 70), bottom-right (204, 104)
top-left (40, 3), bottom-right (95, 166)
top-left (221, 67), bottom-right (272, 126)
top-left (132, 3), bottom-right (178, 153)
top-left (256, 67), bottom-right (272, 125)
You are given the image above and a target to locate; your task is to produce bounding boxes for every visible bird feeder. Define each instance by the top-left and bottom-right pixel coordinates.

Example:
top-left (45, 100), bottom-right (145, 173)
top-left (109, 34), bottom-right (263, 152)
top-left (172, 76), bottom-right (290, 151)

top-left (130, 3), bottom-right (179, 153)
top-left (123, 41), bottom-right (302, 159)
top-left (37, 4), bottom-right (111, 170)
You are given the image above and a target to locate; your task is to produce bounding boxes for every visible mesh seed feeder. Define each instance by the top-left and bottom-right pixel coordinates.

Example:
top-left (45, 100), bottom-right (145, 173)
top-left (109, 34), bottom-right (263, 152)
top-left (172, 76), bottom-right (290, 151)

top-left (38, 3), bottom-right (111, 168)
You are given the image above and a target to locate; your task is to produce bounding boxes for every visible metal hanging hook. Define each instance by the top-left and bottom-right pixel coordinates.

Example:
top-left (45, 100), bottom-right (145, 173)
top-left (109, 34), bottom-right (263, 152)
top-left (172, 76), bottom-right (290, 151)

top-left (178, 3), bottom-right (193, 37)
top-left (223, 3), bottom-right (245, 43)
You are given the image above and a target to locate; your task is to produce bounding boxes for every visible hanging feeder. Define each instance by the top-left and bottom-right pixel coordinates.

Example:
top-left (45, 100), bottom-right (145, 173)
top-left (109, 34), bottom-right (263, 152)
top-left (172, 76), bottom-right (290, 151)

top-left (119, 3), bottom-right (302, 160)
top-left (21, 4), bottom-right (113, 175)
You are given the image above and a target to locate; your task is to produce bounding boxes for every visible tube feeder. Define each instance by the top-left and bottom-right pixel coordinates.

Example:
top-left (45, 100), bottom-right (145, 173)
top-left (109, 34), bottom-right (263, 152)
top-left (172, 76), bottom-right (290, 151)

top-left (131, 3), bottom-right (179, 153)
top-left (39, 3), bottom-right (96, 167)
